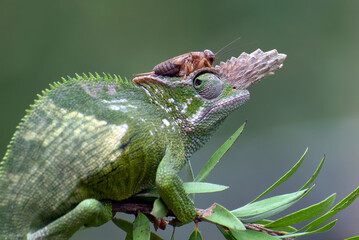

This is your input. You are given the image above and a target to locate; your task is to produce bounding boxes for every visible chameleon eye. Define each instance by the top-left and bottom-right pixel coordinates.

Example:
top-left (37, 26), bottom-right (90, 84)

top-left (193, 73), bottom-right (223, 100)
top-left (194, 78), bottom-right (203, 87)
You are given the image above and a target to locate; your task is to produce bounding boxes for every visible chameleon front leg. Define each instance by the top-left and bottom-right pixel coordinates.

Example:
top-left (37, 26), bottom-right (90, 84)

top-left (27, 199), bottom-right (112, 240)
top-left (155, 146), bottom-right (196, 224)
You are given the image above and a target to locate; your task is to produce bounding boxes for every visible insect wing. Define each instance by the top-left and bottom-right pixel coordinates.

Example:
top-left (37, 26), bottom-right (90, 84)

top-left (170, 52), bottom-right (192, 65)
top-left (153, 53), bottom-right (190, 77)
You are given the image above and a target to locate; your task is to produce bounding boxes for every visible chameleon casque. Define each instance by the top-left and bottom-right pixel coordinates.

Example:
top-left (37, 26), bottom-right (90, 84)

top-left (0, 49), bottom-right (286, 239)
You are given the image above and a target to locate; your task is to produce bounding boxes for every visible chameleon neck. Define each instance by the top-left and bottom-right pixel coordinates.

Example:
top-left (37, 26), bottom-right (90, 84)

top-left (137, 81), bottom-right (230, 157)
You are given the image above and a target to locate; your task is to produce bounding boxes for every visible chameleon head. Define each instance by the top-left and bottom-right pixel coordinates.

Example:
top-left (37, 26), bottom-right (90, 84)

top-left (133, 49), bottom-right (286, 151)
top-left (183, 69), bottom-right (250, 134)
top-left (183, 49), bottom-right (286, 134)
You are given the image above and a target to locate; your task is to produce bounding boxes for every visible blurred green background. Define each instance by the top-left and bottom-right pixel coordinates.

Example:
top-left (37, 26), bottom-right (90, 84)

top-left (1, 1), bottom-right (358, 239)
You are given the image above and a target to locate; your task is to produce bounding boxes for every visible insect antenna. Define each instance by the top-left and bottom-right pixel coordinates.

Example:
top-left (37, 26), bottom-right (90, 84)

top-left (215, 40), bottom-right (259, 60)
top-left (214, 36), bottom-right (242, 56)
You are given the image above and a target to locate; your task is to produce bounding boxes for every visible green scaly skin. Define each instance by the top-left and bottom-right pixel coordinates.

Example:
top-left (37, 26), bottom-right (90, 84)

top-left (0, 49), bottom-right (285, 239)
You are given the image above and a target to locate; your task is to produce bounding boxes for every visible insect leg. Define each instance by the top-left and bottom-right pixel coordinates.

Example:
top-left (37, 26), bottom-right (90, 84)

top-left (182, 59), bottom-right (195, 79)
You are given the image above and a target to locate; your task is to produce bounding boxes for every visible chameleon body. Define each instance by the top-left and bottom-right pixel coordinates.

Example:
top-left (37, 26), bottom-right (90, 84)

top-left (0, 49), bottom-right (286, 239)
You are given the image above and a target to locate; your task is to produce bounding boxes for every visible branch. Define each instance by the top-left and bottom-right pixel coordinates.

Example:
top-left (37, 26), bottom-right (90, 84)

top-left (112, 199), bottom-right (295, 239)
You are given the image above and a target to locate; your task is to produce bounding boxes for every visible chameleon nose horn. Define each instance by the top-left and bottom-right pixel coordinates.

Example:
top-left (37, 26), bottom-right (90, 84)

top-left (215, 49), bottom-right (287, 90)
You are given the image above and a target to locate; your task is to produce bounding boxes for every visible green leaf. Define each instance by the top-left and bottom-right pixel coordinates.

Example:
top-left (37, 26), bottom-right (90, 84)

top-left (241, 185), bottom-right (315, 223)
top-left (253, 220), bottom-right (297, 232)
top-left (242, 204), bottom-right (292, 223)
top-left (217, 226), bottom-right (237, 240)
top-left (151, 199), bottom-right (167, 219)
top-left (133, 213), bottom-right (151, 240)
top-left (171, 227), bottom-right (176, 240)
top-left (189, 228), bottom-right (203, 240)
top-left (185, 160), bottom-right (196, 201)
top-left (265, 193), bottom-right (336, 228)
top-left (195, 122), bottom-right (246, 182)
top-left (300, 155), bottom-right (325, 190)
top-left (279, 220), bottom-right (337, 238)
top-left (300, 186), bottom-right (359, 232)
top-left (113, 218), bottom-right (133, 236)
top-left (113, 217), bottom-right (164, 240)
top-left (200, 203), bottom-right (245, 231)
top-left (135, 188), bottom-right (160, 198)
top-left (150, 233), bottom-right (164, 240)
top-left (125, 233), bottom-right (132, 240)
top-left (232, 190), bottom-right (306, 217)
top-left (231, 230), bottom-right (279, 240)
top-left (135, 182), bottom-right (228, 199)
top-left (345, 236), bottom-right (359, 240)
top-left (251, 148), bottom-right (308, 203)
top-left (183, 182), bottom-right (229, 194)
top-left (185, 160), bottom-right (195, 182)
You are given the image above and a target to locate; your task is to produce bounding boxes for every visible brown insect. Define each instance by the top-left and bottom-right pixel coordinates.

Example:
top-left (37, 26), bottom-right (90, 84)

top-left (136, 37), bottom-right (241, 78)
top-left (136, 50), bottom-right (215, 78)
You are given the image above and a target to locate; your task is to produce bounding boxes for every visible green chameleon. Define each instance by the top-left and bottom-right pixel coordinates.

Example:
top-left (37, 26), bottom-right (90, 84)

top-left (0, 49), bottom-right (286, 239)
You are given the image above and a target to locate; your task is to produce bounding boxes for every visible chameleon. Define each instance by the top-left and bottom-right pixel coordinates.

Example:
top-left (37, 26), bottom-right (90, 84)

top-left (0, 48), bottom-right (286, 239)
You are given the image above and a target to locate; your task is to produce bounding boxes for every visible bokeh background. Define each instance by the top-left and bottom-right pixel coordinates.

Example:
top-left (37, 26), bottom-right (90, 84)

top-left (1, 1), bottom-right (358, 239)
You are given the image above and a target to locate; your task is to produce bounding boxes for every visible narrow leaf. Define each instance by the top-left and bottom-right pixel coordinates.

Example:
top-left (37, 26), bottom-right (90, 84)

top-left (135, 188), bottom-right (159, 198)
top-left (253, 220), bottom-right (297, 232)
top-left (125, 233), bottom-right (132, 240)
top-left (232, 190), bottom-right (306, 217)
top-left (300, 186), bottom-right (359, 232)
top-left (135, 183), bottom-right (224, 205)
top-left (195, 122), bottom-right (246, 182)
top-left (133, 213), bottom-right (151, 240)
top-left (231, 230), bottom-right (279, 240)
top-left (185, 160), bottom-right (195, 182)
top-left (150, 233), bottom-right (165, 240)
top-left (113, 217), bottom-right (133, 234)
top-left (151, 199), bottom-right (167, 219)
top-left (183, 182), bottom-right (229, 194)
top-left (279, 220), bottom-right (337, 238)
top-left (345, 236), bottom-right (359, 240)
top-left (242, 185), bottom-right (315, 223)
top-left (251, 148), bottom-right (308, 202)
top-left (242, 204), bottom-right (292, 223)
top-left (200, 203), bottom-right (245, 231)
top-left (265, 193), bottom-right (336, 228)
top-left (300, 155), bottom-right (325, 190)
top-left (171, 227), bottom-right (176, 240)
top-left (113, 217), bottom-right (164, 240)
top-left (185, 160), bottom-right (196, 200)
top-left (189, 228), bottom-right (203, 240)
top-left (217, 226), bottom-right (237, 240)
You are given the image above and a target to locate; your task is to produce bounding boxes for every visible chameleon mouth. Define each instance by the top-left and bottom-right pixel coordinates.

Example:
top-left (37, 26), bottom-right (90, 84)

top-left (187, 89), bottom-right (250, 125)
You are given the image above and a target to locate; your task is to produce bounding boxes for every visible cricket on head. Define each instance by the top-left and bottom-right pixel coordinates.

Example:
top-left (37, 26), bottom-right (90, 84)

top-left (135, 37), bottom-right (242, 78)
top-left (134, 47), bottom-right (287, 90)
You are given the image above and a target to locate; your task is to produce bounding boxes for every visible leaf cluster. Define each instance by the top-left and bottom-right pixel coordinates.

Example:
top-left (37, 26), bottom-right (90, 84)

top-left (112, 122), bottom-right (359, 240)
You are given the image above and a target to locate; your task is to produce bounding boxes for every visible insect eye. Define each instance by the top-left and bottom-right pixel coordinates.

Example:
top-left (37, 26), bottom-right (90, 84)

top-left (193, 73), bottom-right (223, 100)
